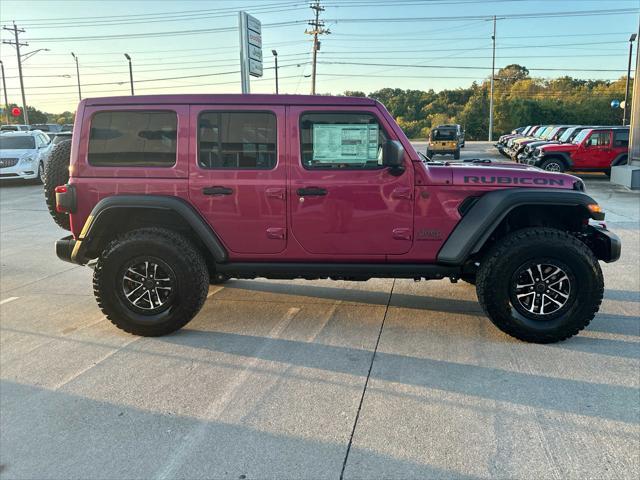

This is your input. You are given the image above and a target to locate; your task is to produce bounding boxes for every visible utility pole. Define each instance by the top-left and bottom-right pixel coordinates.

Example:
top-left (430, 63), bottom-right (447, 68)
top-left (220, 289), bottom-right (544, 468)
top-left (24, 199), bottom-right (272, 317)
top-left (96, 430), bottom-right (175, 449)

top-left (2, 22), bottom-right (29, 125)
top-left (623, 33), bottom-right (637, 126)
top-left (488, 15), bottom-right (496, 142)
top-left (0, 60), bottom-right (9, 124)
top-left (305, 1), bottom-right (330, 95)
top-left (71, 52), bottom-right (82, 101)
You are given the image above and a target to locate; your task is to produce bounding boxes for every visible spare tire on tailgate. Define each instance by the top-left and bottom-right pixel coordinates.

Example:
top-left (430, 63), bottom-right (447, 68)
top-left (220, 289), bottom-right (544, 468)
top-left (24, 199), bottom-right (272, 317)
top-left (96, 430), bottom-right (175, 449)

top-left (44, 139), bottom-right (72, 231)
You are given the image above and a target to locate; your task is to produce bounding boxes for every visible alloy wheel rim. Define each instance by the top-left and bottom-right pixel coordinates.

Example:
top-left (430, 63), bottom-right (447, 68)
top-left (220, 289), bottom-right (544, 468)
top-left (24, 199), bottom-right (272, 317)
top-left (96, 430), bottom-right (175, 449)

top-left (544, 162), bottom-right (561, 172)
top-left (512, 262), bottom-right (572, 317)
top-left (120, 258), bottom-right (176, 314)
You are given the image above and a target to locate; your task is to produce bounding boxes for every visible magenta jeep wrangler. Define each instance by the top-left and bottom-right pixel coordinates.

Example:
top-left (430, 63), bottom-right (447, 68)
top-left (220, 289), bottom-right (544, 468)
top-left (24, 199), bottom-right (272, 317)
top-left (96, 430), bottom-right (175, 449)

top-left (47, 94), bottom-right (620, 343)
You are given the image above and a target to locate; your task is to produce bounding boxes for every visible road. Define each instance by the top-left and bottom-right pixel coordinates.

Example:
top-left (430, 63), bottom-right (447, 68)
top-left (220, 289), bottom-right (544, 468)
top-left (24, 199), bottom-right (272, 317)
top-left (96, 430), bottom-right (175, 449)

top-left (1, 142), bottom-right (638, 479)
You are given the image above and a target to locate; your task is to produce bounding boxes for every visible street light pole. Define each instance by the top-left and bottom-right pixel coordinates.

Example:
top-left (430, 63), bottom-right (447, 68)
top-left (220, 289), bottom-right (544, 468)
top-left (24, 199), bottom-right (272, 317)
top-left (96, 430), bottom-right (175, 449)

top-left (124, 53), bottom-right (134, 95)
top-left (0, 60), bottom-right (9, 124)
top-left (488, 15), bottom-right (496, 142)
top-left (623, 33), bottom-right (637, 126)
top-left (71, 52), bottom-right (82, 101)
top-left (272, 50), bottom-right (279, 94)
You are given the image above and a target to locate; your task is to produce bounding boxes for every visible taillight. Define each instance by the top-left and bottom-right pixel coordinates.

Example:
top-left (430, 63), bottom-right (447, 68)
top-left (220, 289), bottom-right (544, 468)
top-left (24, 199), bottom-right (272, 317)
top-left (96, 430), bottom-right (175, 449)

top-left (55, 184), bottom-right (76, 213)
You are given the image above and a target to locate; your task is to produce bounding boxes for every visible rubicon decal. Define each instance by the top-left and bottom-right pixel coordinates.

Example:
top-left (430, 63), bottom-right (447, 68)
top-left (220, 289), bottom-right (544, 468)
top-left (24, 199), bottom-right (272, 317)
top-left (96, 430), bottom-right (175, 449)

top-left (464, 176), bottom-right (564, 186)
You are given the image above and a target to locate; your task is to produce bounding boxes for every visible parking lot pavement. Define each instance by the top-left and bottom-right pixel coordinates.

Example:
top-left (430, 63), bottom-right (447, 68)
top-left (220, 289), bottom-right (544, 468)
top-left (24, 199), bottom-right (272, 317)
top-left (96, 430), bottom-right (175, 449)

top-left (1, 143), bottom-right (638, 479)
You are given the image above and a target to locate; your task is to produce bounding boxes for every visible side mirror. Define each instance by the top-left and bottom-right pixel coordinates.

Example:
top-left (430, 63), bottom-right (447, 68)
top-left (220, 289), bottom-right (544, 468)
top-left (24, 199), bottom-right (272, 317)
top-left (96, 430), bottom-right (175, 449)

top-left (383, 140), bottom-right (405, 174)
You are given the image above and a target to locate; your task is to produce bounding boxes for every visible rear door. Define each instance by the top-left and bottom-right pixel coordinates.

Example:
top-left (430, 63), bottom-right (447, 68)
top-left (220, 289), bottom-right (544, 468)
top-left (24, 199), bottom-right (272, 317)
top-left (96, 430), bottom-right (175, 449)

top-left (288, 106), bottom-right (414, 256)
top-left (188, 105), bottom-right (287, 255)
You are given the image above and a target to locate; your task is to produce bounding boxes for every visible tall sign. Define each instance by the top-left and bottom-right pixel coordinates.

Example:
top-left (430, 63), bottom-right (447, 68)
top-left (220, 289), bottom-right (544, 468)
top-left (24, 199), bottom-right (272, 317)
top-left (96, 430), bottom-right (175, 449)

top-left (239, 11), bottom-right (262, 94)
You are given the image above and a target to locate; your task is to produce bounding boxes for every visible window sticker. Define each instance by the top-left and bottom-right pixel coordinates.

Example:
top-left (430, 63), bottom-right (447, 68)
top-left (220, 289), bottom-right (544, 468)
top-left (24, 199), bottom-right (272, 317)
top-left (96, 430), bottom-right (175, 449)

top-left (312, 124), bottom-right (379, 163)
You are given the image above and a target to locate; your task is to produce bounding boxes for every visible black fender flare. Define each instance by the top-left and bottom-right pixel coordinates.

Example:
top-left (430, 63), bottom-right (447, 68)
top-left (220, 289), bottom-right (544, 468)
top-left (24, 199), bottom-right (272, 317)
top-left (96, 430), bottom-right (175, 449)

top-left (72, 195), bottom-right (228, 264)
top-left (436, 188), bottom-right (602, 265)
top-left (538, 151), bottom-right (573, 168)
top-left (611, 152), bottom-right (628, 166)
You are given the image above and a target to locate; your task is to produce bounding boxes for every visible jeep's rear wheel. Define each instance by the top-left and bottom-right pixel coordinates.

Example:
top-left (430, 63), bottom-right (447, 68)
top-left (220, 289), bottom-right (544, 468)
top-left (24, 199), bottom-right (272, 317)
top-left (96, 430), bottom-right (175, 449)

top-left (93, 228), bottom-right (209, 336)
top-left (540, 158), bottom-right (565, 173)
top-left (43, 139), bottom-right (72, 231)
top-left (453, 149), bottom-right (460, 160)
top-left (476, 228), bottom-right (603, 343)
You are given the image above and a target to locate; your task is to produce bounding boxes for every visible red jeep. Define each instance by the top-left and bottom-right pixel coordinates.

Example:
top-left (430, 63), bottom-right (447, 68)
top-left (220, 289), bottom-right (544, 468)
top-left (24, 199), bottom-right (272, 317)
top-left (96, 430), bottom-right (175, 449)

top-left (530, 127), bottom-right (629, 173)
top-left (46, 95), bottom-right (620, 343)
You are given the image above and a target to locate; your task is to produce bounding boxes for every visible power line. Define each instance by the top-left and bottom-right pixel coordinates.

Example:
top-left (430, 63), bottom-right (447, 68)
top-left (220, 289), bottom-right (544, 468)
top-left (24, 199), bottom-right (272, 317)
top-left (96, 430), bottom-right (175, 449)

top-left (318, 61), bottom-right (627, 72)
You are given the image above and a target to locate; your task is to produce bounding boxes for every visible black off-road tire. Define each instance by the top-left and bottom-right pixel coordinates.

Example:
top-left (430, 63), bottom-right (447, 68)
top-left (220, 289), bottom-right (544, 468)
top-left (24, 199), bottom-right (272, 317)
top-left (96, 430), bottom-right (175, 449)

top-left (426, 149), bottom-right (433, 159)
top-left (93, 228), bottom-right (209, 336)
top-left (540, 158), bottom-right (566, 173)
top-left (453, 149), bottom-right (460, 160)
top-left (476, 227), bottom-right (603, 343)
top-left (43, 139), bottom-right (72, 230)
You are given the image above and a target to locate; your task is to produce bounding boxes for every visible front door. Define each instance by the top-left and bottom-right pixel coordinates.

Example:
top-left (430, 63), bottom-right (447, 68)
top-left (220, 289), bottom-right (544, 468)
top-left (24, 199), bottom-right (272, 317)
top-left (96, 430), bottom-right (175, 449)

top-left (189, 106), bottom-right (287, 254)
top-left (573, 130), bottom-right (612, 169)
top-left (288, 107), bottom-right (414, 256)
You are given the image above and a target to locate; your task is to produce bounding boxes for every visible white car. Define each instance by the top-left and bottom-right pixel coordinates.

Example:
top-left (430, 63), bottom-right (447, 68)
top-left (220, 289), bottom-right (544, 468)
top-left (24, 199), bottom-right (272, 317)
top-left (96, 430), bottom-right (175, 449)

top-left (0, 130), bottom-right (51, 182)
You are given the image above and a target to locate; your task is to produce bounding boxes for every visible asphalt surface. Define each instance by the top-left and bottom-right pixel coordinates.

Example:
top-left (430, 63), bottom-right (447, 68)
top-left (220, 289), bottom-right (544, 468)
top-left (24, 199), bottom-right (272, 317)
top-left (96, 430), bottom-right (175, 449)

top-left (1, 142), bottom-right (638, 480)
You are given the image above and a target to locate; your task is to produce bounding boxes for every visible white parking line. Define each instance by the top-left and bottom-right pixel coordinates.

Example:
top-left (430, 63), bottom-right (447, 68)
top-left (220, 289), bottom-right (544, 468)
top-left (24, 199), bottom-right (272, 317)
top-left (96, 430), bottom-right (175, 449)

top-left (0, 297), bottom-right (19, 306)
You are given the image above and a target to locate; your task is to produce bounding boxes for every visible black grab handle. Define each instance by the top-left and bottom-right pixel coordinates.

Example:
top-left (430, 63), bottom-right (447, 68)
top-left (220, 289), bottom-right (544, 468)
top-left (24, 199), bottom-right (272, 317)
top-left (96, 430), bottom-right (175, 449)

top-left (203, 186), bottom-right (233, 196)
top-left (297, 187), bottom-right (327, 196)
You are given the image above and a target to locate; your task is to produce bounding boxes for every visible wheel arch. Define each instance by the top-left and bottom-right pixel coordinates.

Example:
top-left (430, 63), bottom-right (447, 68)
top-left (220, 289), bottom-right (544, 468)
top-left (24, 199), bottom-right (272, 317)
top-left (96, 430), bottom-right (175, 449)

top-left (437, 188), bottom-right (602, 266)
top-left (73, 195), bottom-right (228, 265)
top-left (540, 152), bottom-right (572, 168)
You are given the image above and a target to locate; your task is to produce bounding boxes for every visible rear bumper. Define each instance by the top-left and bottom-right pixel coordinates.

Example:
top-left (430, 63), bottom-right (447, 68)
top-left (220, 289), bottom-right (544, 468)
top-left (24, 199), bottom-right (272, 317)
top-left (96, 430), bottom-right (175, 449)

top-left (55, 235), bottom-right (86, 265)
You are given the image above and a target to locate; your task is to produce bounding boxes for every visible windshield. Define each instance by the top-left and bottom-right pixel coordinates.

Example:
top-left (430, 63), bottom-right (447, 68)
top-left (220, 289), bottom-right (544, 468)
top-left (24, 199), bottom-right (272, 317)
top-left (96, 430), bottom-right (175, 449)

top-left (536, 127), bottom-right (550, 138)
top-left (52, 135), bottom-right (71, 145)
top-left (543, 127), bottom-right (560, 139)
top-left (431, 128), bottom-right (457, 140)
top-left (572, 129), bottom-right (591, 144)
top-left (0, 136), bottom-right (35, 149)
top-left (558, 127), bottom-right (576, 142)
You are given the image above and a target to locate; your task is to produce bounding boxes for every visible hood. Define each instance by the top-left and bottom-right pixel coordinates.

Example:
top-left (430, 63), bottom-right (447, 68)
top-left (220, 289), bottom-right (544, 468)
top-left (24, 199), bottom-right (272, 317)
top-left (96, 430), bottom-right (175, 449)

top-left (0, 149), bottom-right (35, 158)
top-left (447, 160), bottom-right (578, 189)
top-left (539, 142), bottom-right (578, 153)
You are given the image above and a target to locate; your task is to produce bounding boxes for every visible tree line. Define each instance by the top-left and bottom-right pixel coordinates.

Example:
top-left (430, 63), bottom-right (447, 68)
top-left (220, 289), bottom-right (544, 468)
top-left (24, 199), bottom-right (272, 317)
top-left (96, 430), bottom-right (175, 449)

top-left (3, 64), bottom-right (631, 139)
top-left (345, 64), bottom-right (632, 139)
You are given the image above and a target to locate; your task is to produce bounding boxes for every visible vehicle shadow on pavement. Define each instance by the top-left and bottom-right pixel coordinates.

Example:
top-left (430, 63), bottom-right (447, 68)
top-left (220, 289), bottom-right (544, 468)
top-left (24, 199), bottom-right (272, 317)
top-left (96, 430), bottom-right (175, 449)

top-left (223, 280), bottom-right (637, 335)
top-left (0, 380), bottom-right (481, 480)
top-left (224, 280), bottom-right (485, 316)
top-left (164, 330), bottom-right (638, 424)
top-left (604, 289), bottom-right (640, 302)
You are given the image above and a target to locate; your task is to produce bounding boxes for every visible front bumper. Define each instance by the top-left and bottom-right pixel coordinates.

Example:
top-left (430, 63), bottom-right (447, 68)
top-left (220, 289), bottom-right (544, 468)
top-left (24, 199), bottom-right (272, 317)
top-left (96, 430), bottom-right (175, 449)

top-left (0, 163), bottom-right (38, 180)
top-left (586, 224), bottom-right (621, 263)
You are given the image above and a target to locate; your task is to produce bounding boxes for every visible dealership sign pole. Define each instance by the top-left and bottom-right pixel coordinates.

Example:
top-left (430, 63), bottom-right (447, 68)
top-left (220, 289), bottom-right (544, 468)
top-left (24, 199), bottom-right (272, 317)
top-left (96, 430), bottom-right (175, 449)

top-left (239, 11), bottom-right (263, 94)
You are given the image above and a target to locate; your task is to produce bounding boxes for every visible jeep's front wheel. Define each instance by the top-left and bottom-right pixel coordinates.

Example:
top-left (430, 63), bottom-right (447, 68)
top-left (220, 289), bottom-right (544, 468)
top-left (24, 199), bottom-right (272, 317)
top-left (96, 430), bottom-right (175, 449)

top-left (476, 228), bottom-right (603, 343)
top-left (93, 228), bottom-right (209, 336)
top-left (540, 158), bottom-right (565, 172)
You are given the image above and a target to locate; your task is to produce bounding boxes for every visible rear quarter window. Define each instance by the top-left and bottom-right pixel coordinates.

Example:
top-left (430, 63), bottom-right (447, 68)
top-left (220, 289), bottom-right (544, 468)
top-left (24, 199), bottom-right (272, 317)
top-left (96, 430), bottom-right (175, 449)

top-left (613, 131), bottom-right (629, 148)
top-left (88, 111), bottom-right (177, 167)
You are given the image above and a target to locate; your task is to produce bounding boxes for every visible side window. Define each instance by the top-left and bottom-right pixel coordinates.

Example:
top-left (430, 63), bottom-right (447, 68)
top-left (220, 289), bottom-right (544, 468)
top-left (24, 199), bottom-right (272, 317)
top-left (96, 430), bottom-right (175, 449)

top-left (587, 132), bottom-right (611, 147)
top-left (88, 111), bottom-right (177, 167)
top-left (198, 111), bottom-right (276, 169)
top-left (613, 131), bottom-right (629, 148)
top-left (300, 112), bottom-right (387, 170)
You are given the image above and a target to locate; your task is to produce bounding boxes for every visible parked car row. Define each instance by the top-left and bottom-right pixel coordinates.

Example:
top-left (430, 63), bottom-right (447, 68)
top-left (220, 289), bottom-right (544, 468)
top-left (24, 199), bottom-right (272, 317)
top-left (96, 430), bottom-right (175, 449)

top-left (495, 125), bottom-right (629, 174)
top-left (1, 123), bottom-right (73, 133)
top-left (0, 129), bottom-right (72, 182)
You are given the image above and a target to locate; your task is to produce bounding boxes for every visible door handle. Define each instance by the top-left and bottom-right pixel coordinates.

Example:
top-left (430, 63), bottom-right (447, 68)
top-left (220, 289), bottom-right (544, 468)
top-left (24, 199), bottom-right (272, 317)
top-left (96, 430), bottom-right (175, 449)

top-left (297, 187), bottom-right (327, 196)
top-left (203, 186), bottom-right (233, 196)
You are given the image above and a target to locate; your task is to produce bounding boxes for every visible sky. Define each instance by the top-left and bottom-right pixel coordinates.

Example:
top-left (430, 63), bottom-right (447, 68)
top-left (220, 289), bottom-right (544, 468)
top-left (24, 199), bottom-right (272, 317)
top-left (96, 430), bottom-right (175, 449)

top-left (0, 0), bottom-right (639, 114)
